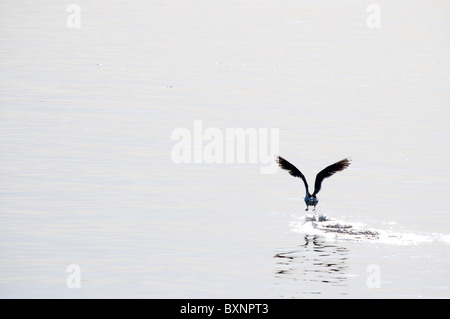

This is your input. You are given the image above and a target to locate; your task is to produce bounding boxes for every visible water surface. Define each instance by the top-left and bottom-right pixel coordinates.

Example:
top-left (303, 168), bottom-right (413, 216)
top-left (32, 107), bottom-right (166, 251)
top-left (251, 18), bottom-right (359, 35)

top-left (1, 0), bottom-right (450, 298)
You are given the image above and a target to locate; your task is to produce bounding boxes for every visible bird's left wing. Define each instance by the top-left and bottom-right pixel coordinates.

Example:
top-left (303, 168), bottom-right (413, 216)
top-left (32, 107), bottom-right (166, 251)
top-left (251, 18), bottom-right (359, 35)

top-left (312, 158), bottom-right (351, 196)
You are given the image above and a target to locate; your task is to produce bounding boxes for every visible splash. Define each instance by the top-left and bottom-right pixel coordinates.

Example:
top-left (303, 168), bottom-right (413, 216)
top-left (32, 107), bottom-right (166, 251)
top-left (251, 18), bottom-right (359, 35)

top-left (290, 214), bottom-right (450, 246)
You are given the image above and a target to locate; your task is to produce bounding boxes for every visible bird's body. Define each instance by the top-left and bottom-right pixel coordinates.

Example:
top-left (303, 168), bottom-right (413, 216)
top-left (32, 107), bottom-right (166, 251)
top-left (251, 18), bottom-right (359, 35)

top-left (276, 156), bottom-right (351, 211)
top-left (304, 193), bottom-right (318, 210)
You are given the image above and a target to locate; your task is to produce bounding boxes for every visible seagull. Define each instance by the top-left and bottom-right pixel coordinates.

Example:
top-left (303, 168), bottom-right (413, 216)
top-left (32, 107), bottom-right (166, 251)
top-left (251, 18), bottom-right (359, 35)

top-left (276, 156), bottom-right (351, 211)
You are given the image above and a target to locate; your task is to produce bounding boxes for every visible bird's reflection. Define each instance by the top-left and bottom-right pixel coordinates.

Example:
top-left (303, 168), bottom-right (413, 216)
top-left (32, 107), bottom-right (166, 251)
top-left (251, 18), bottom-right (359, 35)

top-left (274, 235), bottom-right (349, 296)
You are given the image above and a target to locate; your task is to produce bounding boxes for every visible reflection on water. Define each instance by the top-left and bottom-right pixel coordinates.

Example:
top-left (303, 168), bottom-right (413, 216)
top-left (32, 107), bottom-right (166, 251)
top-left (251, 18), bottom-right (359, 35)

top-left (274, 235), bottom-right (349, 297)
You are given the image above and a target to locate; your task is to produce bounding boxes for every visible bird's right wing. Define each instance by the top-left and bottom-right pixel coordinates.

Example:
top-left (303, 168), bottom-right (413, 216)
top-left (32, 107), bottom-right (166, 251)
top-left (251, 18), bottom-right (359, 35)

top-left (276, 156), bottom-right (310, 193)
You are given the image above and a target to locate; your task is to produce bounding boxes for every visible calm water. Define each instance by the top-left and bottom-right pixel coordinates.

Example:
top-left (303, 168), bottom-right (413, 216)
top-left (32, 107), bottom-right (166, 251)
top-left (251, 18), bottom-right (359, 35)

top-left (1, 1), bottom-right (450, 298)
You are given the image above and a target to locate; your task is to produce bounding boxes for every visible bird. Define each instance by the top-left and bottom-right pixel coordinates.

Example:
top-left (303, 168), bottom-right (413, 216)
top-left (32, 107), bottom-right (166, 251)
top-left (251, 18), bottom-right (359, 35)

top-left (276, 156), bottom-right (351, 211)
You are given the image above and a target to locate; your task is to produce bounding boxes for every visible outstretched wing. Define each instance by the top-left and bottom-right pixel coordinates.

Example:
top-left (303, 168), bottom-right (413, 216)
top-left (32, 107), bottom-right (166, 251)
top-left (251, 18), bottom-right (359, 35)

top-left (276, 156), bottom-right (310, 194)
top-left (312, 158), bottom-right (351, 196)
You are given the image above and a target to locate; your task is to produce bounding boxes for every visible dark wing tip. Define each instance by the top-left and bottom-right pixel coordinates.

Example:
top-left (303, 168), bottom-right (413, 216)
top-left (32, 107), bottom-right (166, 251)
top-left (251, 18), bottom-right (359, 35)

top-left (275, 156), bottom-right (289, 170)
top-left (328, 158), bottom-right (352, 174)
top-left (275, 155), bottom-right (283, 164)
top-left (339, 158), bottom-right (352, 170)
top-left (275, 156), bottom-right (304, 178)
